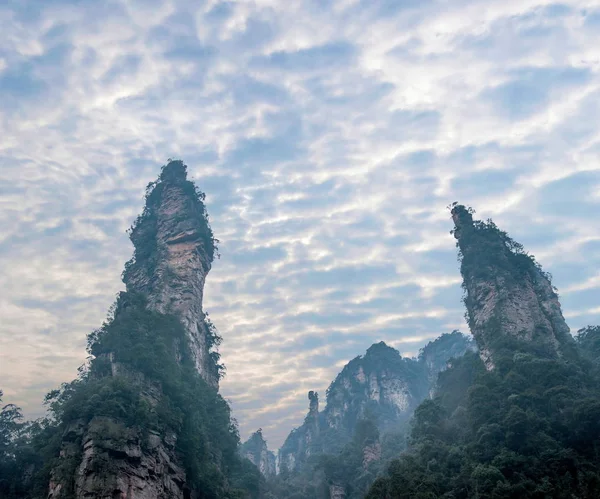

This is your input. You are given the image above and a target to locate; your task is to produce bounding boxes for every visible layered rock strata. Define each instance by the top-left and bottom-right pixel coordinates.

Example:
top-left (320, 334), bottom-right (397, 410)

top-left (48, 417), bottom-right (186, 499)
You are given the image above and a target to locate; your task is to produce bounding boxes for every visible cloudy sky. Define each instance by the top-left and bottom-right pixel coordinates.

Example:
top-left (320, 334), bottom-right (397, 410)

top-left (1, 0), bottom-right (600, 450)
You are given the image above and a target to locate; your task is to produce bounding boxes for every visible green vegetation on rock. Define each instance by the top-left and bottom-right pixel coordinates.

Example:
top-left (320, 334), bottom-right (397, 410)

top-left (364, 205), bottom-right (600, 498)
top-left (0, 160), bottom-right (259, 499)
top-left (3, 186), bottom-right (599, 499)
top-left (366, 331), bottom-right (600, 498)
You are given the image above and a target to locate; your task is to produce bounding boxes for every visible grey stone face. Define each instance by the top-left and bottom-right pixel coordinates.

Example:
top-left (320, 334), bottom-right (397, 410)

top-left (48, 418), bottom-right (187, 499)
top-left (124, 162), bottom-right (217, 386)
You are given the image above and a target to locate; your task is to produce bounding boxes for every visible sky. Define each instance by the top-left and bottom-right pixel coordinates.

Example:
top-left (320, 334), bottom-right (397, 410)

top-left (1, 0), bottom-right (600, 450)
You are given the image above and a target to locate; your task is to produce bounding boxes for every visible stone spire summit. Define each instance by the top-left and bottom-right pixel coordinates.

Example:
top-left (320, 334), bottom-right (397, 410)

top-left (123, 159), bottom-right (220, 385)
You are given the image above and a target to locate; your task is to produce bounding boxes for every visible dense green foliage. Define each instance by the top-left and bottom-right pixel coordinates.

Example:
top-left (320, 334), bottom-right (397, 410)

top-left (576, 326), bottom-right (600, 378)
top-left (0, 390), bottom-right (25, 497)
top-left (0, 390), bottom-right (64, 498)
top-left (367, 327), bottom-right (600, 498)
top-left (0, 292), bottom-right (260, 498)
top-left (85, 291), bottom-right (244, 495)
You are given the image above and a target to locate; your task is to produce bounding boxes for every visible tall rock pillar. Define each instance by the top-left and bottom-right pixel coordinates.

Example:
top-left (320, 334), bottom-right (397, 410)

top-left (123, 159), bottom-right (219, 386)
top-left (47, 160), bottom-right (230, 499)
top-left (451, 204), bottom-right (573, 369)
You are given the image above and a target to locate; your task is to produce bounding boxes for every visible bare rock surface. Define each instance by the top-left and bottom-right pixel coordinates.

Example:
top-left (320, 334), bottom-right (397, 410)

top-left (329, 484), bottom-right (346, 499)
top-left (362, 441), bottom-right (382, 468)
top-left (240, 429), bottom-right (277, 478)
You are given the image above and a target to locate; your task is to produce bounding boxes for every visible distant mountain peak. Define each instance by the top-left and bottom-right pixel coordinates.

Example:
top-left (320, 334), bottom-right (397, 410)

top-left (278, 332), bottom-right (473, 473)
top-left (241, 429), bottom-right (276, 478)
top-left (365, 341), bottom-right (396, 355)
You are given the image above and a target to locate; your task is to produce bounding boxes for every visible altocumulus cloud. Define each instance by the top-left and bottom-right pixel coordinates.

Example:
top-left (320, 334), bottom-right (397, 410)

top-left (0, 0), bottom-right (600, 449)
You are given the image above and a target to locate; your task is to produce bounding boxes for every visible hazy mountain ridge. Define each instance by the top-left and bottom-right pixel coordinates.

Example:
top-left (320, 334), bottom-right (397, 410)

top-left (277, 332), bottom-right (475, 476)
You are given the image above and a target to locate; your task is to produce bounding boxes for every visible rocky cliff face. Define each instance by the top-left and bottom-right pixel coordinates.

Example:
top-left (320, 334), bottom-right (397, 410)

top-left (48, 417), bottom-right (186, 499)
top-left (451, 204), bottom-right (574, 369)
top-left (123, 160), bottom-right (218, 386)
top-left (240, 430), bottom-right (276, 478)
top-left (47, 161), bottom-right (232, 499)
top-left (278, 333), bottom-right (473, 473)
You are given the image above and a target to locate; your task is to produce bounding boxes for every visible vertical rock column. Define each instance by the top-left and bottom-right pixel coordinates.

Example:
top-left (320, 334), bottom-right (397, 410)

top-left (451, 204), bottom-right (573, 369)
top-left (278, 391), bottom-right (321, 473)
top-left (123, 160), bottom-right (219, 386)
top-left (48, 160), bottom-right (223, 499)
